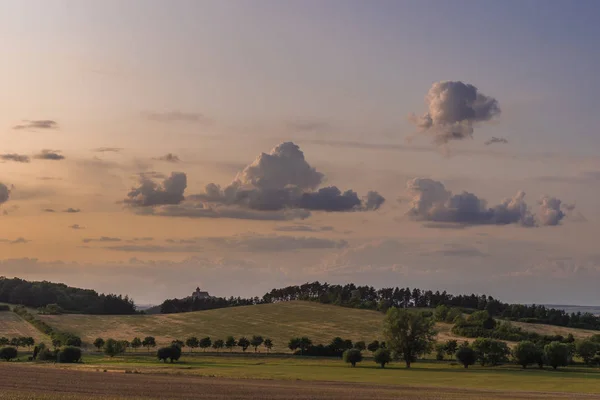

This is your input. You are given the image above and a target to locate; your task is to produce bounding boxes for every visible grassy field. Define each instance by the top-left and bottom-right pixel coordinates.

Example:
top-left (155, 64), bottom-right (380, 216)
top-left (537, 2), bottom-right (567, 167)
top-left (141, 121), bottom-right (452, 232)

top-left (2, 353), bottom-right (600, 399)
top-left (31, 302), bottom-right (598, 350)
top-left (0, 311), bottom-right (50, 343)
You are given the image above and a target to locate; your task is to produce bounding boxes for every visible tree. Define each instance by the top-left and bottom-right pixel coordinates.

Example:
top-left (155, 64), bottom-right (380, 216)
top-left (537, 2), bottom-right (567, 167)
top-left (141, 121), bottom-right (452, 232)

top-left (199, 337), bottom-right (212, 352)
top-left (120, 340), bottom-right (130, 353)
top-left (58, 346), bottom-right (82, 363)
top-left (250, 336), bottom-right (264, 352)
top-left (93, 338), bottom-right (105, 351)
top-left (186, 337), bottom-right (199, 353)
top-left (288, 337), bottom-right (312, 355)
top-left (212, 339), bottom-right (224, 352)
top-left (367, 340), bottom-right (380, 353)
top-left (472, 338), bottom-right (510, 366)
top-left (225, 336), bottom-right (237, 352)
top-left (263, 338), bottom-right (273, 353)
top-left (444, 340), bottom-right (458, 358)
top-left (343, 348), bottom-right (363, 367)
top-left (104, 338), bottom-right (124, 358)
top-left (157, 345), bottom-right (182, 363)
top-left (23, 337), bottom-right (34, 350)
top-left (329, 337), bottom-right (345, 355)
top-left (544, 341), bottom-right (570, 370)
top-left (143, 336), bottom-right (156, 352)
top-left (0, 347), bottom-right (17, 361)
top-left (237, 337), bottom-right (250, 352)
top-left (171, 339), bottom-right (184, 349)
top-left (131, 337), bottom-right (142, 352)
top-left (354, 341), bottom-right (366, 351)
top-left (435, 343), bottom-right (446, 361)
top-left (0, 337), bottom-right (9, 347)
top-left (383, 308), bottom-right (436, 368)
top-left (434, 305), bottom-right (450, 322)
top-left (373, 348), bottom-right (391, 368)
top-left (513, 341), bottom-right (540, 369)
top-left (576, 339), bottom-right (600, 365)
top-left (10, 338), bottom-right (19, 348)
top-left (455, 345), bottom-right (476, 369)
top-left (51, 339), bottom-right (61, 350)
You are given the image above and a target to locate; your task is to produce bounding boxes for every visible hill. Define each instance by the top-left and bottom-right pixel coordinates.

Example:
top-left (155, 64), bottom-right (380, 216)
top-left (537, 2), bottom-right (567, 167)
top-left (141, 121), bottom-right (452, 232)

top-left (0, 309), bottom-right (50, 343)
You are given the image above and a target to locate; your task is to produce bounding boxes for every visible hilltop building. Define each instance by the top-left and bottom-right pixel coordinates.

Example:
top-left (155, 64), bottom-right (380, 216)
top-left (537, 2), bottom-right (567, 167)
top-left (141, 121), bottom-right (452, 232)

top-left (191, 287), bottom-right (210, 300)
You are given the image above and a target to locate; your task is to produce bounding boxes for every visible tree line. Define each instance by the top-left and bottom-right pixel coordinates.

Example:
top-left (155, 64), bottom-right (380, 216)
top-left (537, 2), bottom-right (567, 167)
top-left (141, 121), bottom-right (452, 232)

top-left (0, 277), bottom-right (136, 315)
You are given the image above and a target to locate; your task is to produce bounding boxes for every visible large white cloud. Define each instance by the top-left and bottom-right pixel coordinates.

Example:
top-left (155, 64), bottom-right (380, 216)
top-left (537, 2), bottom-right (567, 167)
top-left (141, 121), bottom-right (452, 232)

top-left (410, 81), bottom-right (501, 145)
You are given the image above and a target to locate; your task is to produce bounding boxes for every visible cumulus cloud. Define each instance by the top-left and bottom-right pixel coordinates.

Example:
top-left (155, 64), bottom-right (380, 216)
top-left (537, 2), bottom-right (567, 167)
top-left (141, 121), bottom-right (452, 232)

top-left (1, 154), bottom-right (30, 163)
top-left (143, 111), bottom-right (207, 123)
top-left (155, 153), bottom-right (181, 163)
top-left (410, 81), bottom-right (500, 145)
top-left (189, 142), bottom-right (384, 214)
top-left (34, 149), bottom-right (65, 160)
top-left (485, 137), bottom-right (508, 146)
top-left (124, 142), bottom-right (384, 220)
top-left (82, 237), bottom-right (122, 243)
top-left (405, 178), bottom-right (571, 227)
top-left (124, 172), bottom-right (186, 207)
top-left (12, 120), bottom-right (58, 130)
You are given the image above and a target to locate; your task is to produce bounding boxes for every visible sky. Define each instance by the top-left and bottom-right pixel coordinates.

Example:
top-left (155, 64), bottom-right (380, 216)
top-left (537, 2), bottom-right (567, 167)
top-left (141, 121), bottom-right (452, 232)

top-left (1, 0), bottom-right (600, 306)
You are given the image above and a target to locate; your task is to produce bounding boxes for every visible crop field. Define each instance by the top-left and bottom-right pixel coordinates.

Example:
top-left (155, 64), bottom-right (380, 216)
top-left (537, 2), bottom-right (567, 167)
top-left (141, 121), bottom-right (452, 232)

top-left (0, 311), bottom-right (49, 343)
top-left (1, 356), bottom-right (599, 400)
top-left (36, 301), bottom-right (467, 349)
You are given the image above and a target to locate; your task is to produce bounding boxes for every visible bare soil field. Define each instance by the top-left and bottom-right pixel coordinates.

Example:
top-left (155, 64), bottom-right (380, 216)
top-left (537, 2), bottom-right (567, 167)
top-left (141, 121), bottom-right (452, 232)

top-left (0, 364), bottom-right (598, 400)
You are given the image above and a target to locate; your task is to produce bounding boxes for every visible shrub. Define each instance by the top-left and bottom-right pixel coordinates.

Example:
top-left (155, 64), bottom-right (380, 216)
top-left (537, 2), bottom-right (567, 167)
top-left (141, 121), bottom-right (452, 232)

top-left (342, 348), bottom-right (363, 367)
top-left (157, 345), bottom-right (182, 363)
top-left (373, 348), bottom-right (391, 368)
top-left (0, 347), bottom-right (17, 361)
top-left (0, 305), bottom-right (10, 312)
top-left (59, 346), bottom-right (82, 363)
top-left (367, 340), bottom-right (380, 353)
top-left (455, 345), bottom-right (476, 369)
top-left (576, 339), bottom-right (600, 365)
top-left (104, 338), bottom-right (124, 357)
top-left (93, 338), bottom-right (105, 351)
top-left (472, 338), bottom-right (510, 366)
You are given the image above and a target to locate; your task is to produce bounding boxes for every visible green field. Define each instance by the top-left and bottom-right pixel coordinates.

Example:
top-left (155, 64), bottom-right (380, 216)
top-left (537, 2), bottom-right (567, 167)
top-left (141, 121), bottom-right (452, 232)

top-left (12, 352), bottom-right (600, 395)
top-left (0, 311), bottom-right (50, 343)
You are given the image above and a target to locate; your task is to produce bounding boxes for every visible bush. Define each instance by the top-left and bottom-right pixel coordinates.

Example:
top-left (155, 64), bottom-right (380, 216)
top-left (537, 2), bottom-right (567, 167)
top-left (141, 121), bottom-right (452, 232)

top-left (342, 348), bottom-right (363, 367)
top-left (157, 345), bottom-right (182, 363)
top-left (367, 340), bottom-right (380, 353)
top-left (544, 341), bottom-right (570, 370)
top-left (0, 305), bottom-right (10, 312)
top-left (0, 347), bottom-right (17, 361)
top-left (373, 348), bottom-right (391, 368)
top-left (472, 338), bottom-right (510, 366)
top-left (104, 338), bottom-right (125, 357)
top-left (59, 346), bottom-right (82, 363)
top-left (455, 345), bottom-right (476, 369)
top-left (576, 339), bottom-right (600, 365)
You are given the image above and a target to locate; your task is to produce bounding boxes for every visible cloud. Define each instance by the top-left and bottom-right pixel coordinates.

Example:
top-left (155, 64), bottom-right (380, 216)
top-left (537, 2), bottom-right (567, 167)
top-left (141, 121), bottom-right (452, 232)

top-left (106, 244), bottom-right (204, 253)
top-left (143, 111), bottom-right (208, 123)
top-left (185, 142), bottom-right (385, 217)
top-left (0, 237), bottom-right (30, 244)
top-left (82, 237), bottom-right (122, 243)
top-left (123, 172), bottom-right (187, 207)
top-left (0, 184), bottom-right (11, 205)
top-left (138, 203), bottom-right (311, 221)
top-left (210, 234), bottom-right (347, 252)
top-left (409, 81), bottom-right (500, 145)
top-left (1, 154), bottom-right (30, 163)
top-left (405, 178), bottom-right (571, 227)
top-left (43, 208), bottom-right (55, 213)
top-left (155, 153), bottom-right (181, 163)
top-left (287, 120), bottom-right (329, 132)
top-left (274, 225), bottom-right (334, 232)
top-left (34, 149), bottom-right (65, 160)
top-left (485, 137), bottom-right (508, 146)
top-left (69, 224), bottom-right (84, 230)
top-left (92, 147), bottom-right (122, 153)
top-left (12, 120), bottom-right (58, 130)
top-left (63, 208), bottom-right (81, 213)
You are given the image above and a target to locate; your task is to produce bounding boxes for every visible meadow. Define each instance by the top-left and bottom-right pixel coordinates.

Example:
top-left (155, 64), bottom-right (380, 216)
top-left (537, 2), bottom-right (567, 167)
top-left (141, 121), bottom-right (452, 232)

top-left (0, 310), bottom-right (50, 343)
